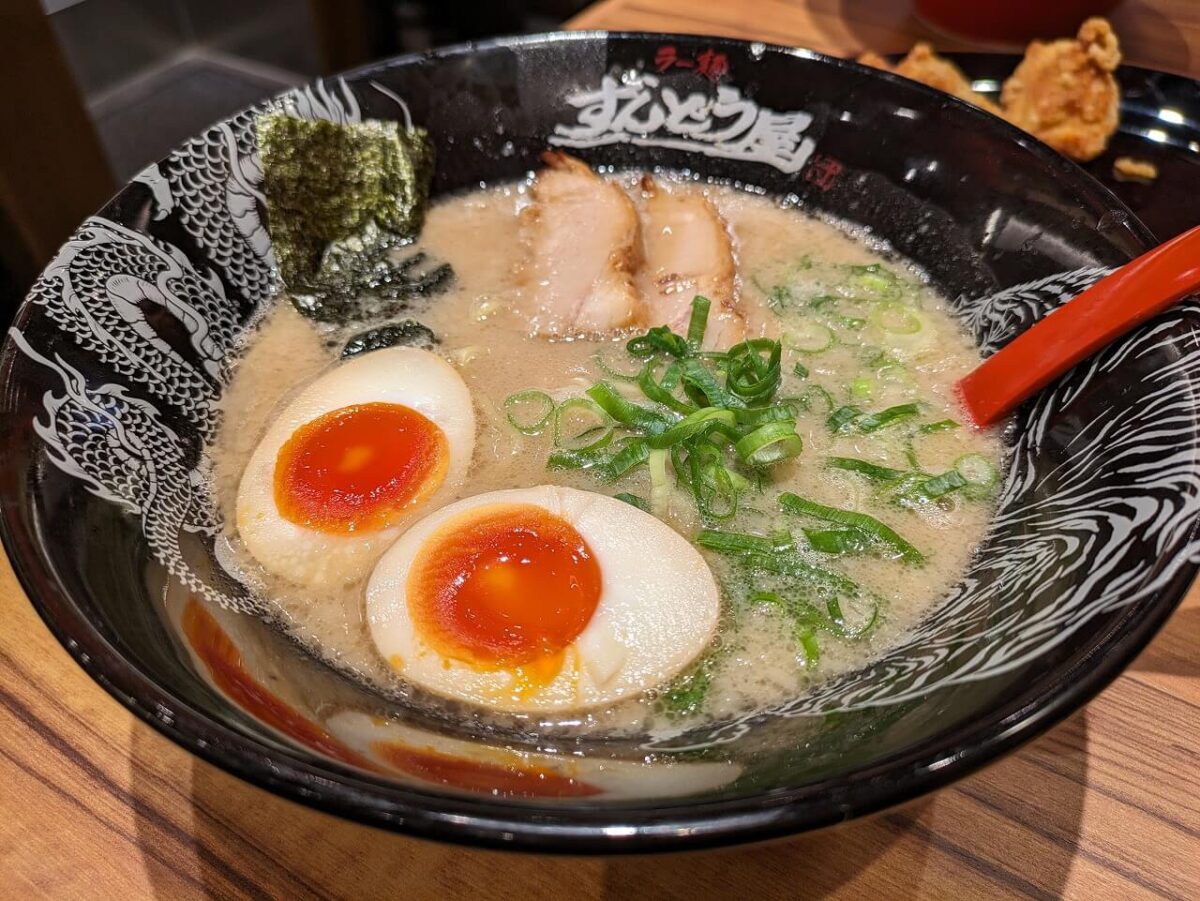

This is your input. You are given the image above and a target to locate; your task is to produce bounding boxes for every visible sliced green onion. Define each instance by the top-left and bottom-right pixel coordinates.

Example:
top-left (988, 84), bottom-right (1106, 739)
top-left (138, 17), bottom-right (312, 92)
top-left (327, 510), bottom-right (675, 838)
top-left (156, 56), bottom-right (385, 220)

top-left (803, 527), bottom-right (872, 555)
top-left (871, 302), bottom-right (922, 334)
top-left (894, 470), bottom-right (968, 506)
top-left (917, 470), bottom-right (968, 498)
top-left (796, 627), bottom-right (821, 666)
top-left (725, 338), bottom-right (782, 403)
top-left (735, 403), bottom-right (797, 429)
top-left (795, 385), bottom-right (835, 414)
top-left (752, 275), bottom-right (792, 310)
top-left (695, 528), bottom-right (791, 556)
top-left (604, 438), bottom-right (651, 479)
top-left (809, 295), bottom-right (839, 311)
top-left (734, 421), bottom-right (803, 466)
top-left (686, 295), bottom-right (711, 347)
top-left (793, 362), bottom-right (809, 379)
top-left (827, 405), bottom-right (863, 433)
top-left (826, 596), bottom-right (880, 639)
top-left (784, 321), bottom-right (835, 353)
top-left (856, 403), bottom-right (920, 432)
top-left (546, 438), bottom-right (650, 481)
top-left (614, 492), bottom-right (649, 511)
top-left (778, 493), bottom-right (924, 564)
top-left (680, 357), bottom-right (741, 409)
top-left (649, 407), bottom-right (736, 449)
top-left (826, 457), bottom-right (907, 482)
top-left (503, 390), bottom-right (554, 434)
top-left (660, 661), bottom-right (712, 715)
top-left (840, 316), bottom-right (867, 330)
top-left (850, 263), bottom-right (901, 297)
top-left (862, 347), bottom-right (901, 370)
top-left (553, 397), bottom-right (613, 451)
top-left (626, 324), bottom-right (690, 359)
top-left (547, 446), bottom-right (607, 473)
top-left (593, 348), bottom-right (642, 382)
top-left (919, 419), bottom-right (960, 434)
top-left (686, 443), bottom-right (742, 521)
top-left (648, 447), bottom-right (671, 514)
top-left (748, 590), bottom-right (824, 665)
top-left (637, 361), bottom-right (696, 415)
top-left (849, 377), bottom-right (873, 401)
top-left (955, 453), bottom-right (1000, 499)
top-left (586, 382), bottom-right (673, 435)
top-left (697, 529), bottom-right (860, 595)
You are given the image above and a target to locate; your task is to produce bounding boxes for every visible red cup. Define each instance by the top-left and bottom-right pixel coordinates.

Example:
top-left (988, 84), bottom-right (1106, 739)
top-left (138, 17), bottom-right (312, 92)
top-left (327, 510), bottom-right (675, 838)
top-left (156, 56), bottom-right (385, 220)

top-left (915, 0), bottom-right (1123, 44)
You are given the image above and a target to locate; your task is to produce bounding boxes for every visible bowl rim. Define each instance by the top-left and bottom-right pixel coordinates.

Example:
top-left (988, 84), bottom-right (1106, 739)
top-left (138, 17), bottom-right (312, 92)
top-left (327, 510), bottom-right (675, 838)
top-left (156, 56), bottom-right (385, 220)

top-left (0, 30), bottom-right (1191, 853)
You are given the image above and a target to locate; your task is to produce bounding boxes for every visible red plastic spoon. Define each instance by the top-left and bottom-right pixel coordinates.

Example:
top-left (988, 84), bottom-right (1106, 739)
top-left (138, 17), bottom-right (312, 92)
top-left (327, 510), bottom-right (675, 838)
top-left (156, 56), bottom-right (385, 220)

top-left (957, 224), bottom-right (1200, 427)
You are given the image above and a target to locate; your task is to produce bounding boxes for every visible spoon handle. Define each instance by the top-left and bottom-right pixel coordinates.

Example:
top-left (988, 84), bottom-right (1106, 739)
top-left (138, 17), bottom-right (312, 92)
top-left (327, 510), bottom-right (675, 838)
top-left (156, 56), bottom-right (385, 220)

top-left (957, 224), bottom-right (1200, 427)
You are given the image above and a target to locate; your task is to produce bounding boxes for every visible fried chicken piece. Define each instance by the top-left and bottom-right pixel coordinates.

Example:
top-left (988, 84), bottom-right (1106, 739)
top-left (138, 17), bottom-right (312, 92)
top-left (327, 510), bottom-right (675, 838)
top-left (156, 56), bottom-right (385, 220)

top-left (1113, 156), bottom-right (1158, 183)
top-left (637, 176), bottom-right (745, 350)
top-left (518, 151), bottom-right (641, 336)
top-left (857, 44), bottom-right (1006, 118)
top-left (1001, 17), bottom-right (1121, 162)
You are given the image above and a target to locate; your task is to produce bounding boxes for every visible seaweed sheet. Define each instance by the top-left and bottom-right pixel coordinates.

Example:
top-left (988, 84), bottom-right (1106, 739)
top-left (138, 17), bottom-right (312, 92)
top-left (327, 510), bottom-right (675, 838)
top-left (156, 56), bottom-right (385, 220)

top-left (257, 113), bottom-right (450, 324)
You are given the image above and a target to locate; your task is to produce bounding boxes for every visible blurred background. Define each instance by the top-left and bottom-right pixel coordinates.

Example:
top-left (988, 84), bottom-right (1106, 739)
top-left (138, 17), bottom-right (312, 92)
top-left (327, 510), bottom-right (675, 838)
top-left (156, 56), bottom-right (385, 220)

top-left (0, 0), bottom-right (593, 321)
top-left (0, 0), bottom-right (1157, 325)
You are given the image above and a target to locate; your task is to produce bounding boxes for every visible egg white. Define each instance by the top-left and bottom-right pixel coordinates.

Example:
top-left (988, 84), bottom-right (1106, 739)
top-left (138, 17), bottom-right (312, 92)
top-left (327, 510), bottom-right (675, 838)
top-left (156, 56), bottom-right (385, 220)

top-left (325, 711), bottom-right (742, 799)
top-left (236, 346), bottom-right (475, 588)
top-left (366, 485), bottom-right (722, 712)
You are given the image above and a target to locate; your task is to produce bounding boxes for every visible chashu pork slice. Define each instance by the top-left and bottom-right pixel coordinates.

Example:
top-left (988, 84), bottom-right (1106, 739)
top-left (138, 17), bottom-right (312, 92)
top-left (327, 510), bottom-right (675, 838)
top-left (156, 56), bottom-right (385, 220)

top-left (637, 176), bottom-right (745, 350)
top-left (518, 152), bottom-right (641, 336)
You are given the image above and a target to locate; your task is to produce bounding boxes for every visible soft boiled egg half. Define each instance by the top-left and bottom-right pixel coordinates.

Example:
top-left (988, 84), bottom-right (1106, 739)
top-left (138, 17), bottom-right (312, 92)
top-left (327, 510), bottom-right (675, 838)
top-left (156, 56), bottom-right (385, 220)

top-left (366, 485), bottom-right (721, 712)
top-left (236, 346), bottom-right (475, 587)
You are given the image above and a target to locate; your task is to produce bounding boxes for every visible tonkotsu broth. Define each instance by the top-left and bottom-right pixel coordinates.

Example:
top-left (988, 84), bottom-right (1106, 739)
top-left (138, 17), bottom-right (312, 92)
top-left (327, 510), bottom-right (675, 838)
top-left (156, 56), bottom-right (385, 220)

top-left (208, 175), bottom-right (1002, 734)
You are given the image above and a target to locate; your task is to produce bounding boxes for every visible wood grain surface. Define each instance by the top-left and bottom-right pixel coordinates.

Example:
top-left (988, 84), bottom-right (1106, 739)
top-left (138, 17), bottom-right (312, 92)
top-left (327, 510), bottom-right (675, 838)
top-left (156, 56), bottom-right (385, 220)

top-left (3, 1), bottom-right (1200, 897)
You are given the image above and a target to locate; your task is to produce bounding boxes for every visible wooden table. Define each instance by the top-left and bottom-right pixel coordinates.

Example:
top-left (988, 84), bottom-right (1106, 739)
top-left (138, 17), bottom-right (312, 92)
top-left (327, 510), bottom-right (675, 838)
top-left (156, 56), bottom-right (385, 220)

top-left (3, 1), bottom-right (1199, 897)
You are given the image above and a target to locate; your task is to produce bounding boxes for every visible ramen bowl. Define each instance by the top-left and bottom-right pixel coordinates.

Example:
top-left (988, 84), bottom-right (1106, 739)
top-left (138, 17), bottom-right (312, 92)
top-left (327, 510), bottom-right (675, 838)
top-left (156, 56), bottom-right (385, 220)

top-left (1, 32), bottom-right (1196, 852)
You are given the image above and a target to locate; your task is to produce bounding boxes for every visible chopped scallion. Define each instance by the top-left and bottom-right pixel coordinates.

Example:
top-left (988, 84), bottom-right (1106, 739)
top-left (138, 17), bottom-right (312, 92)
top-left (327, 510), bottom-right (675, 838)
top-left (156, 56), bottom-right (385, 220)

top-left (605, 438), bottom-right (652, 479)
top-left (955, 453), bottom-right (1000, 499)
top-left (784, 320), bottom-right (835, 353)
top-left (586, 382), bottom-right (673, 435)
top-left (803, 527), bottom-right (872, 556)
top-left (614, 492), bottom-right (649, 511)
top-left (553, 397), bottom-right (613, 451)
top-left (648, 447), bottom-right (671, 514)
top-left (626, 325), bottom-right (690, 359)
top-left (593, 348), bottom-right (642, 381)
top-left (871, 302), bottom-right (922, 334)
top-left (686, 295), bottom-right (711, 347)
top-left (503, 390), bottom-right (555, 435)
top-left (734, 420), bottom-right (803, 466)
top-left (919, 419), bottom-right (960, 434)
top-left (680, 357), bottom-right (741, 409)
top-left (778, 493), bottom-right (924, 564)
top-left (826, 457), bottom-right (907, 482)
top-left (856, 403), bottom-right (920, 432)
top-left (725, 338), bottom-right (782, 403)
top-left (893, 470), bottom-right (968, 506)
top-left (649, 407), bottom-right (737, 449)
top-left (637, 361), bottom-right (695, 415)
top-left (827, 405), bottom-right (863, 433)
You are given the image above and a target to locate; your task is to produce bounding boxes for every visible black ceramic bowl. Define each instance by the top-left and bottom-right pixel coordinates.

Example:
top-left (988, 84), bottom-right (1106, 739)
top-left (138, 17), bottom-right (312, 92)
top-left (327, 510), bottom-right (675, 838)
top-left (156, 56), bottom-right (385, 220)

top-left (3, 32), bottom-right (1198, 853)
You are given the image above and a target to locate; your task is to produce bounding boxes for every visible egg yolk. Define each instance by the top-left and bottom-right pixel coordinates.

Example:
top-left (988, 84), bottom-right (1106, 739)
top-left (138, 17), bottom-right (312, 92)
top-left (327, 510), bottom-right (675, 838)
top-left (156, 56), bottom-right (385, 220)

top-left (274, 402), bottom-right (448, 534)
top-left (407, 503), bottom-right (602, 668)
